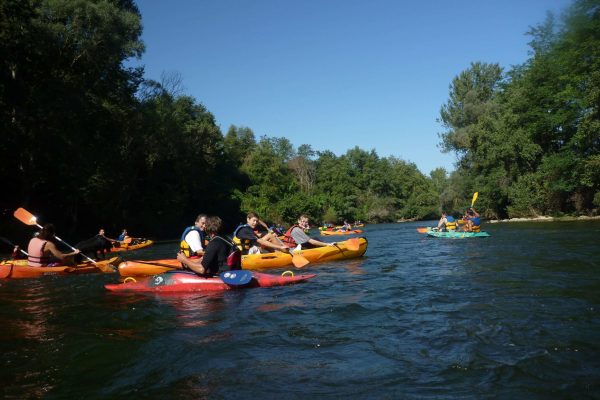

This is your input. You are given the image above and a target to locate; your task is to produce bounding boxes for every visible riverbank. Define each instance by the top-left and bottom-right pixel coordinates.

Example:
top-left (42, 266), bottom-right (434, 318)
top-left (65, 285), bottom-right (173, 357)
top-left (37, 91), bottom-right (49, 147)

top-left (488, 215), bottom-right (600, 223)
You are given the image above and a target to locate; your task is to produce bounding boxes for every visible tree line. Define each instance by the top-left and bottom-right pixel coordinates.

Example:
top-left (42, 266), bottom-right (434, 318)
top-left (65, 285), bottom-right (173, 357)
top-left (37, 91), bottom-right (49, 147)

top-left (0, 0), bottom-right (597, 244)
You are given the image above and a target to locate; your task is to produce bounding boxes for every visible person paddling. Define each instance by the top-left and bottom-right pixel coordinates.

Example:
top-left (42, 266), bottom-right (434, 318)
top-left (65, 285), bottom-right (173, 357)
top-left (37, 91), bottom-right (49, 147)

top-left (232, 212), bottom-right (289, 254)
top-left (283, 214), bottom-right (335, 250)
top-left (436, 212), bottom-right (457, 232)
top-left (27, 224), bottom-right (79, 267)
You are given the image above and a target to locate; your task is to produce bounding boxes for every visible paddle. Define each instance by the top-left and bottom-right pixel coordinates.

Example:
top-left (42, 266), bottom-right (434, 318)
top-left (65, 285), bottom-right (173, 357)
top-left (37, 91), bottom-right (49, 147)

top-left (0, 236), bottom-right (29, 256)
top-left (291, 252), bottom-right (310, 268)
top-left (416, 227), bottom-right (428, 234)
top-left (471, 192), bottom-right (479, 207)
top-left (0, 263), bottom-right (13, 279)
top-left (13, 207), bottom-right (114, 272)
top-left (220, 270), bottom-right (253, 286)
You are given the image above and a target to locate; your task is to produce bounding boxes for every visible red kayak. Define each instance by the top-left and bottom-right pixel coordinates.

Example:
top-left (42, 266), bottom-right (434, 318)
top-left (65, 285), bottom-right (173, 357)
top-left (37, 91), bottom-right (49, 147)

top-left (105, 270), bottom-right (315, 293)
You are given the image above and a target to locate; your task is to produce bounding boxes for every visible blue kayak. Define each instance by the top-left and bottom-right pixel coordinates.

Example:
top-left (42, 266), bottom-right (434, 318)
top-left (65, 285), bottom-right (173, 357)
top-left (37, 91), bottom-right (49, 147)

top-left (427, 230), bottom-right (490, 239)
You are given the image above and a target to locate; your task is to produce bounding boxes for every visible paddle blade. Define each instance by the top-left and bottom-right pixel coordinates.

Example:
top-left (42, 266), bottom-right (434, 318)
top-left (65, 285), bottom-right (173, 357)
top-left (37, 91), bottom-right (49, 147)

top-left (220, 270), bottom-right (253, 285)
top-left (345, 238), bottom-right (361, 251)
top-left (123, 237), bottom-right (132, 244)
top-left (471, 192), bottom-right (479, 207)
top-left (292, 253), bottom-right (310, 268)
top-left (416, 227), bottom-right (429, 233)
top-left (14, 208), bottom-right (38, 226)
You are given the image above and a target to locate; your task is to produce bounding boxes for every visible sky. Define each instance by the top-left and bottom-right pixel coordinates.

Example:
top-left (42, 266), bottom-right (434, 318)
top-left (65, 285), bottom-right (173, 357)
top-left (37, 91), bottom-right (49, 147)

top-left (131, 0), bottom-right (572, 175)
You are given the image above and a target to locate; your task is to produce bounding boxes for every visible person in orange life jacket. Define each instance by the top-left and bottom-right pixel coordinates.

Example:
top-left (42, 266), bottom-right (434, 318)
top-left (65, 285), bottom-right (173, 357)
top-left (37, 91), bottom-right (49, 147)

top-left (233, 212), bottom-right (289, 254)
top-left (436, 212), bottom-right (457, 232)
top-left (464, 208), bottom-right (481, 232)
top-left (177, 216), bottom-right (233, 277)
top-left (283, 214), bottom-right (336, 250)
top-left (27, 224), bottom-right (79, 267)
top-left (180, 214), bottom-right (207, 257)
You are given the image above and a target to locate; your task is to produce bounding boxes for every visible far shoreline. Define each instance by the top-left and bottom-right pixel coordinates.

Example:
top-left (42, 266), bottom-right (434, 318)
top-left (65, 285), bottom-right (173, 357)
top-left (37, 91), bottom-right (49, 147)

top-left (488, 215), bottom-right (600, 223)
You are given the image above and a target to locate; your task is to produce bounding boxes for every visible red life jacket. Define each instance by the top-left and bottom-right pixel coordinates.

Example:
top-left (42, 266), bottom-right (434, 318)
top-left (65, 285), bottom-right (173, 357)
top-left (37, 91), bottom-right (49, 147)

top-left (282, 225), bottom-right (300, 248)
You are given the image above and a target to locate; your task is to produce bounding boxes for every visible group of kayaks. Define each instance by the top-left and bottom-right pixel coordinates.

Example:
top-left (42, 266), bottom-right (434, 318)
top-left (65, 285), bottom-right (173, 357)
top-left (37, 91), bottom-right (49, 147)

top-left (1, 236), bottom-right (369, 294)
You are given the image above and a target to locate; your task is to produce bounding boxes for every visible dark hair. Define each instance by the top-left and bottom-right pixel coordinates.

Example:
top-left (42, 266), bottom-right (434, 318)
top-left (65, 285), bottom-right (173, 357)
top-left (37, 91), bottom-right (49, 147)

top-left (205, 216), bottom-right (223, 235)
top-left (38, 224), bottom-right (55, 240)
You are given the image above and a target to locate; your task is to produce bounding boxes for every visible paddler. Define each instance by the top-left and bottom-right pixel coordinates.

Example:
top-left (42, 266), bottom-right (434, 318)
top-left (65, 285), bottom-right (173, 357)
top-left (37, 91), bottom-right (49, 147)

top-left (232, 212), bottom-right (289, 254)
top-left (177, 216), bottom-right (237, 276)
top-left (27, 224), bottom-right (79, 267)
top-left (180, 214), bottom-right (207, 257)
top-left (436, 211), bottom-right (457, 232)
top-left (282, 214), bottom-right (336, 250)
top-left (464, 208), bottom-right (481, 232)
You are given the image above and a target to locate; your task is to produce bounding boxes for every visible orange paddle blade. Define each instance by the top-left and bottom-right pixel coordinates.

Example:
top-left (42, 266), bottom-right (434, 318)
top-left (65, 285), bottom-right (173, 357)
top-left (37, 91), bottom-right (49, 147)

top-left (416, 227), bottom-right (429, 233)
top-left (292, 253), bottom-right (309, 268)
top-left (14, 208), bottom-right (38, 225)
top-left (345, 238), bottom-right (361, 251)
top-left (123, 237), bottom-right (133, 244)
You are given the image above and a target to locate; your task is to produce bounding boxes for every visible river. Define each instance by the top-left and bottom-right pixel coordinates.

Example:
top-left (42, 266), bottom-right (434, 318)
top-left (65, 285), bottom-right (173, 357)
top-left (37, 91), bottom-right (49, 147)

top-left (1, 221), bottom-right (599, 399)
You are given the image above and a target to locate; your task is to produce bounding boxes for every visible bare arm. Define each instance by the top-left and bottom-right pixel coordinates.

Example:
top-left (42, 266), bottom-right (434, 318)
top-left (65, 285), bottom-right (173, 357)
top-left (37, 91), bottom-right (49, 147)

top-left (176, 253), bottom-right (205, 275)
top-left (45, 242), bottom-right (79, 261)
top-left (308, 238), bottom-right (335, 247)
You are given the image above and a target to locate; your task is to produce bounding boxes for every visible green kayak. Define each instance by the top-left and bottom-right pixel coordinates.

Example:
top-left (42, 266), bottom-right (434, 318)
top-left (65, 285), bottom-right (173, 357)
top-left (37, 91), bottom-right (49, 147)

top-left (426, 230), bottom-right (490, 238)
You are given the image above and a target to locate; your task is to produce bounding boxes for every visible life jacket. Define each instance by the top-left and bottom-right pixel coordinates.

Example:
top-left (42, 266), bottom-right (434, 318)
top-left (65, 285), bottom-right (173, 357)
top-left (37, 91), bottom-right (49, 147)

top-left (470, 217), bottom-right (481, 232)
top-left (232, 224), bottom-right (256, 254)
top-left (282, 225), bottom-right (300, 248)
top-left (180, 226), bottom-right (206, 257)
top-left (445, 216), bottom-right (457, 231)
top-left (27, 237), bottom-right (53, 267)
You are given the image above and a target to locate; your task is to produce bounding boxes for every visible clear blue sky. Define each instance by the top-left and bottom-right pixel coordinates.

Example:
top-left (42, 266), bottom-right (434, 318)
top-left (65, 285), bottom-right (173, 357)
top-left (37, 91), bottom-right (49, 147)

top-left (132, 0), bottom-right (572, 174)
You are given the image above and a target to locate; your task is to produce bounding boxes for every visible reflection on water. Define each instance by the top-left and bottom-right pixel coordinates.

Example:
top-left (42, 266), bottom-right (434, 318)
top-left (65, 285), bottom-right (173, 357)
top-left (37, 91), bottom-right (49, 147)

top-left (1, 221), bottom-right (600, 398)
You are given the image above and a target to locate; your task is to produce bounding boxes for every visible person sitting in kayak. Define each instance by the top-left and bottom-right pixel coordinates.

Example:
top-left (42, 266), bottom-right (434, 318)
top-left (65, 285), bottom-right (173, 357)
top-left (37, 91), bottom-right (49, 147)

top-left (464, 208), bottom-right (481, 232)
top-left (283, 214), bottom-right (336, 250)
top-left (340, 220), bottom-right (352, 231)
top-left (177, 216), bottom-right (236, 276)
top-left (75, 228), bottom-right (114, 260)
top-left (436, 212), bottom-right (457, 232)
top-left (27, 224), bottom-right (79, 267)
top-left (180, 214), bottom-right (207, 257)
top-left (233, 212), bottom-right (289, 254)
top-left (117, 229), bottom-right (127, 242)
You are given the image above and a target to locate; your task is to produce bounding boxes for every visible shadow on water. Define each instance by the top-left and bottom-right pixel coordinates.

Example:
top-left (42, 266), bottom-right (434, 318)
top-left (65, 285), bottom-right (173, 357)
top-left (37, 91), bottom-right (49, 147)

top-left (1, 221), bottom-right (599, 398)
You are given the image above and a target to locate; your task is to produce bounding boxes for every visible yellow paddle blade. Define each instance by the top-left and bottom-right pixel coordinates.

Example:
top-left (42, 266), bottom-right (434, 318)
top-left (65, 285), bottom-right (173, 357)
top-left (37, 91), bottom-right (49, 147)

top-left (14, 208), bottom-right (38, 225)
top-left (345, 238), bottom-right (361, 251)
top-left (416, 227), bottom-right (429, 233)
top-left (471, 192), bottom-right (479, 207)
top-left (292, 253), bottom-right (309, 268)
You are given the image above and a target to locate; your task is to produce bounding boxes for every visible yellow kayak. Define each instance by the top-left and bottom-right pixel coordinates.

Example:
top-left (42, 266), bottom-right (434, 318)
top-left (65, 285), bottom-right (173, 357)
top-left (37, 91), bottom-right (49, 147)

top-left (118, 237), bottom-right (368, 276)
top-left (320, 229), bottom-right (363, 236)
top-left (110, 239), bottom-right (154, 253)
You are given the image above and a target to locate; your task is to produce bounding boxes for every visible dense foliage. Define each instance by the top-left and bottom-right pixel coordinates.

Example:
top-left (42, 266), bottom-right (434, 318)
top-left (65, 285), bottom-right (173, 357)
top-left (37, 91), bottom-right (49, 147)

top-left (439, 0), bottom-right (600, 219)
top-left (0, 0), bottom-right (597, 245)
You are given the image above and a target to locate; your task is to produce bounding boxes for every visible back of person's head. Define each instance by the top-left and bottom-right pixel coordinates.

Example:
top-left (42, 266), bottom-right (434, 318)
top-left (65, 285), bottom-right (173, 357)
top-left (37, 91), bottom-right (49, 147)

top-left (205, 216), bottom-right (223, 235)
top-left (38, 224), bottom-right (55, 240)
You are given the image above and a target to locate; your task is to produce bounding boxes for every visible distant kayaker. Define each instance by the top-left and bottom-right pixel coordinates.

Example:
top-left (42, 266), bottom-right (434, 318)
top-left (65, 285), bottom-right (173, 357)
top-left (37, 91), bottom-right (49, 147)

top-left (341, 220), bottom-right (352, 231)
top-left (117, 229), bottom-right (128, 242)
top-left (233, 212), bottom-right (289, 254)
top-left (436, 212), bottom-right (457, 232)
top-left (27, 224), bottom-right (79, 267)
top-left (177, 216), bottom-right (237, 276)
top-left (283, 214), bottom-right (336, 250)
top-left (464, 208), bottom-right (481, 232)
top-left (180, 214), bottom-right (207, 257)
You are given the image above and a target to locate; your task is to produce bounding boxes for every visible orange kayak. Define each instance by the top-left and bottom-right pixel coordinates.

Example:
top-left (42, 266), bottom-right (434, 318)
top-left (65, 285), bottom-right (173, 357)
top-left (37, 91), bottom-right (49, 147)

top-left (118, 237), bottom-right (368, 277)
top-left (0, 256), bottom-right (119, 279)
top-left (320, 229), bottom-right (363, 236)
top-left (110, 239), bottom-right (154, 253)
